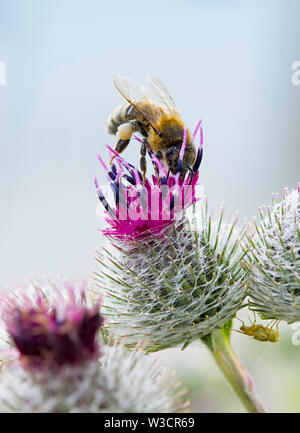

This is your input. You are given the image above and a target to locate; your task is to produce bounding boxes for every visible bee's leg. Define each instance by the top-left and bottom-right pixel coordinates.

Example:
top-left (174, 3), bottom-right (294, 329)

top-left (154, 150), bottom-right (163, 180)
top-left (110, 139), bottom-right (130, 165)
top-left (140, 139), bottom-right (147, 184)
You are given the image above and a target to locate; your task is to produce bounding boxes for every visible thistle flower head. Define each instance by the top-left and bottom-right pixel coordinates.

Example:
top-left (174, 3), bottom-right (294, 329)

top-left (245, 184), bottom-right (300, 322)
top-left (0, 342), bottom-right (187, 413)
top-left (94, 200), bottom-right (247, 351)
top-left (0, 277), bottom-right (104, 368)
top-left (94, 121), bottom-right (203, 239)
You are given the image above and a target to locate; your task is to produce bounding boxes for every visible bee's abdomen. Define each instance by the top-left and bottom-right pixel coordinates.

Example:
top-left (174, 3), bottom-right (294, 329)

top-left (107, 103), bottom-right (138, 135)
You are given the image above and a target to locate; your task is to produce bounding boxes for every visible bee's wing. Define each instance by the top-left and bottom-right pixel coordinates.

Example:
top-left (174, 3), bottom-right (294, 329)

top-left (145, 75), bottom-right (178, 115)
top-left (113, 75), bottom-right (162, 131)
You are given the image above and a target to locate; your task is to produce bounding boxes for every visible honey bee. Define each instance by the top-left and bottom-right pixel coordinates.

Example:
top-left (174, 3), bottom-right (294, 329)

top-left (107, 75), bottom-right (197, 182)
top-left (235, 317), bottom-right (280, 343)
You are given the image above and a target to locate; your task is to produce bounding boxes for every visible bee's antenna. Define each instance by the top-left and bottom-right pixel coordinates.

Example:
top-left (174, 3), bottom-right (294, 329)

top-left (181, 163), bottom-right (194, 186)
top-left (183, 164), bottom-right (193, 174)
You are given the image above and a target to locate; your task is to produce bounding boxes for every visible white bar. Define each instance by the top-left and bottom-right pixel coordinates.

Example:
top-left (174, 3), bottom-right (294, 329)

top-left (0, 61), bottom-right (6, 85)
top-left (291, 61), bottom-right (300, 86)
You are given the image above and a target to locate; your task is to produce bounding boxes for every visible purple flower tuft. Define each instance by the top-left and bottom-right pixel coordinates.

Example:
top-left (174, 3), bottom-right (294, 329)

top-left (95, 121), bottom-right (203, 239)
top-left (0, 279), bottom-right (104, 369)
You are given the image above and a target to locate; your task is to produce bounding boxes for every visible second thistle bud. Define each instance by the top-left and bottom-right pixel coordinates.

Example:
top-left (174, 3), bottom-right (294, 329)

top-left (0, 277), bottom-right (186, 412)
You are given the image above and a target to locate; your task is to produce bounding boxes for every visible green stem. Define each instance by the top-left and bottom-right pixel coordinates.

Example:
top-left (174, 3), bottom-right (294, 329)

top-left (202, 328), bottom-right (266, 413)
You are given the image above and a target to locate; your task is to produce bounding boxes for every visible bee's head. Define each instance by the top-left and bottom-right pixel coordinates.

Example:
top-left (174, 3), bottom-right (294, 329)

top-left (165, 139), bottom-right (194, 177)
top-left (155, 119), bottom-right (194, 176)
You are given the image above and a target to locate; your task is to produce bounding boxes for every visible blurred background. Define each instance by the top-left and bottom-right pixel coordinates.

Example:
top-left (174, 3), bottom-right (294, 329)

top-left (0, 0), bottom-right (299, 412)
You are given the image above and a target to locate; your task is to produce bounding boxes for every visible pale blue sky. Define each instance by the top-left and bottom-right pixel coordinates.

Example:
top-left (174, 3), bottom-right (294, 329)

top-left (0, 0), bottom-right (299, 288)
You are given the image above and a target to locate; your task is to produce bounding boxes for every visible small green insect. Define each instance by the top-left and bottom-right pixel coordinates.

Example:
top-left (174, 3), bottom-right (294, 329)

top-left (234, 316), bottom-right (280, 343)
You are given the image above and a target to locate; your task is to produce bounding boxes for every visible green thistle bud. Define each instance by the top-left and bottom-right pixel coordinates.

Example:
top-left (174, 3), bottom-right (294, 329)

top-left (245, 184), bottom-right (300, 322)
top-left (94, 200), bottom-right (247, 352)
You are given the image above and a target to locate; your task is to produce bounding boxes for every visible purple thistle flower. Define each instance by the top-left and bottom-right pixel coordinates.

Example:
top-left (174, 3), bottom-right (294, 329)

top-left (0, 278), bottom-right (104, 369)
top-left (94, 121), bottom-right (203, 239)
